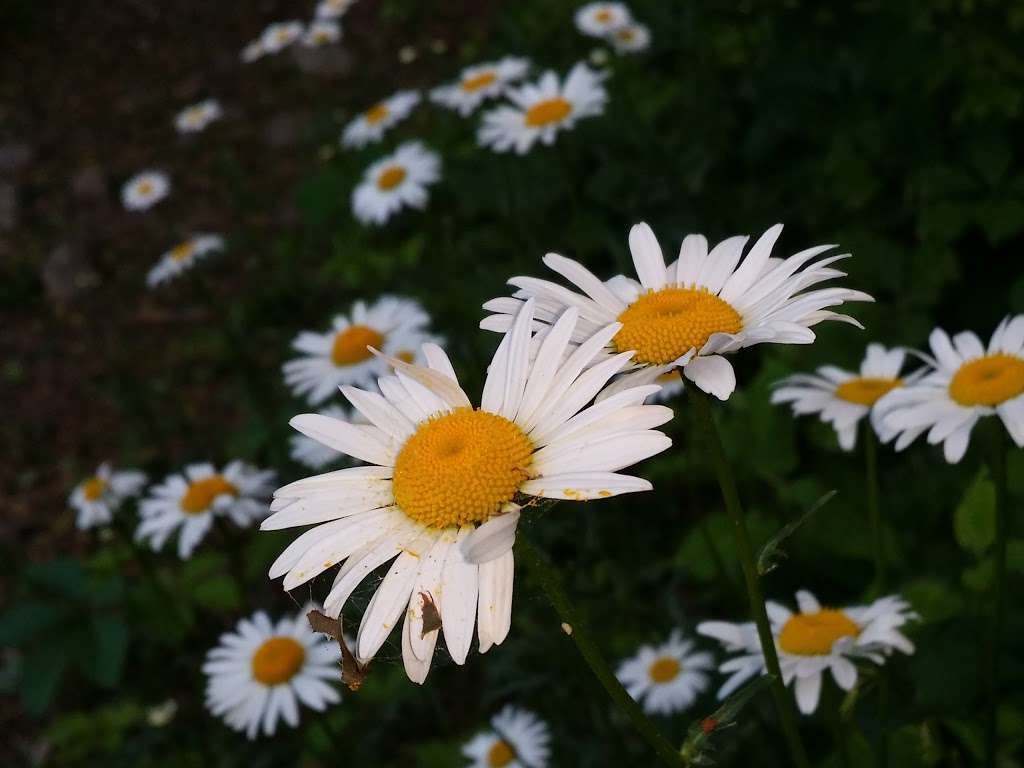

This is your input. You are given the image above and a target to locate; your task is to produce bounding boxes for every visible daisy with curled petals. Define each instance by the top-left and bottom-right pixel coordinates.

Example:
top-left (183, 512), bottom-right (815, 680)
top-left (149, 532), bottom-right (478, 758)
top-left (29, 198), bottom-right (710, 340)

top-left (616, 630), bottom-right (714, 715)
top-left (303, 20), bottom-right (341, 47)
top-left (351, 142), bottom-right (440, 226)
top-left (121, 170), bottom-right (170, 211)
top-left (483, 223), bottom-right (872, 401)
top-left (137, 462), bottom-right (275, 559)
top-left (698, 590), bottom-right (917, 714)
top-left (574, 2), bottom-right (631, 38)
top-left (146, 234), bottom-right (225, 288)
top-left (875, 316), bottom-right (1024, 463)
top-left (260, 21), bottom-right (304, 54)
top-left (174, 99), bottom-right (222, 134)
top-left (340, 91), bottom-right (421, 149)
top-left (610, 23), bottom-right (651, 54)
top-left (430, 57), bottom-right (531, 117)
top-left (478, 63), bottom-right (607, 155)
top-left (203, 608), bottom-right (340, 739)
top-left (316, 0), bottom-right (356, 19)
top-left (263, 300), bottom-right (673, 684)
top-left (283, 296), bottom-right (435, 405)
top-left (69, 463), bottom-right (146, 530)
top-left (462, 705), bottom-right (551, 768)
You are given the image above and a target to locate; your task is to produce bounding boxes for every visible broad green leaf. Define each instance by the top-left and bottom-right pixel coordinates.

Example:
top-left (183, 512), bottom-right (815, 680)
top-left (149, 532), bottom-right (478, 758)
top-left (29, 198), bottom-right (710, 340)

top-left (953, 469), bottom-right (995, 556)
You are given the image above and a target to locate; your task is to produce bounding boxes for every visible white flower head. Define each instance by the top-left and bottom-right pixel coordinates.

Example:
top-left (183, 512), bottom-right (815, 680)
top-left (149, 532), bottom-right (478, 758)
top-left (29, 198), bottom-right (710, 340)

top-left (316, 0), bottom-right (356, 19)
top-left (69, 463), bottom-right (146, 530)
top-left (260, 21), bottom-right (305, 54)
top-left (611, 22), bottom-right (651, 53)
top-left (462, 705), bottom-right (551, 768)
top-left (303, 20), bottom-right (341, 47)
top-left (616, 630), bottom-right (714, 715)
top-left (574, 2), bottom-right (632, 37)
top-left (430, 57), bottom-right (531, 117)
top-left (121, 171), bottom-right (170, 211)
top-left (174, 99), bottom-right (222, 134)
top-left (351, 141), bottom-right (441, 226)
top-left (146, 234), bottom-right (225, 288)
top-left (241, 40), bottom-right (265, 63)
top-left (340, 91), bottom-right (421, 149)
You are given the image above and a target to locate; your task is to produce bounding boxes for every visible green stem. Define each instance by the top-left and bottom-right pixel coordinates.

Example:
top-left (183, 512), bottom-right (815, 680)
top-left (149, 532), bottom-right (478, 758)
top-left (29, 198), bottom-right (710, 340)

top-left (514, 535), bottom-right (683, 767)
top-left (985, 423), bottom-right (1008, 768)
top-left (827, 684), bottom-right (852, 768)
top-left (864, 423), bottom-right (885, 596)
top-left (687, 386), bottom-right (811, 768)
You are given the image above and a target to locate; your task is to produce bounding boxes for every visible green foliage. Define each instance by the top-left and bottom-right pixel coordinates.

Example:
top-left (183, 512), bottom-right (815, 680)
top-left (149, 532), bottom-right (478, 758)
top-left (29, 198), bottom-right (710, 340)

top-left (953, 469), bottom-right (996, 557)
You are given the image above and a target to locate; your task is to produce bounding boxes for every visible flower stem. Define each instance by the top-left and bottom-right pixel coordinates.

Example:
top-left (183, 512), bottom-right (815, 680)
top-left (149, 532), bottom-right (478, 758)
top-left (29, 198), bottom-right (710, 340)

top-left (864, 423), bottom-right (885, 596)
top-left (985, 422), bottom-right (1008, 768)
top-left (687, 386), bottom-right (811, 768)
top-left (514, 534), bottom-right (683, 767)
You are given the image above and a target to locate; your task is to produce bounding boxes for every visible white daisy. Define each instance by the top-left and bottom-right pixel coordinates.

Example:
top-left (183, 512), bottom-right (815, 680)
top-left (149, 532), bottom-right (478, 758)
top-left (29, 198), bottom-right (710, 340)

top-left (351, 141), bottom-right (441, 226)
top-left (574, 2), bottom-right (632, 37)
top-left (340, 91), bottom-right (421, 149)
top-left (610, 22), bottom-right (651, 53)
top-left (260, 21), bottom-right (305, 54)
top-left (316, 0), bottom-right (356, 19)
top-left (146, 234), bottom-right (225, 288)
top-left (876, 317), bottom-right (1024, 463)
top-left (303, 20), bottom-right (341, 47)
top-left (462, 705), bottom-right (551, 768)
top-left (430, 57), bottom-right (531, 117)
top-left (263, 300), bottom-right (673, 683)
top-left (478, 63), bottom-right (607, 155)
top-left (203, 608), bottom-right (340, 739)
top-left (69, 463), bottom-right (146, 530)
top-left (174, 99), bottom-right (222, 134)
top-left (283, 296), bottom-right (436, 405)
top-left (137, 462), bottom-right (275, 559)
top-left (616, 630), bottom-right (714, 715)
top-left (240, 40), bottom-right (265, 63)
top-left (121, 170), bottom-right (170, 211)
top-left (698, 590), bottom-right (917, 715)
top-left (483, 223), bottom-right (872, 401)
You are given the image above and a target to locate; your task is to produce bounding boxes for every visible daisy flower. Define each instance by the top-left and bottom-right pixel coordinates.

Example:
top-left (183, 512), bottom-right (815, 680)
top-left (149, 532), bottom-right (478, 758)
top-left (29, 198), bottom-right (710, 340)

top-left (203, 608), bottom-right (340, 739)
top-left (263, 301), bottom-right (673, 683)
top-left (121, 170), bottom-right (170, 211)
top-left (146, 234), bottom-right (225, 288)
top-left (240, 40), bottom-right (265, 63)
top-left (430, 57), bottom-right (531, 117)
top-left (574, 2), bottom-right (632, 37)
top-left (462, 705), bottom-right (551, 768)
top-left (260, 21), bottom-right (304, 54)
top-left (483, 223), bottom-right (872, 401)
top-left (174, 99), bottom-right (222, 134)
top-left (478, 63), bottom-right (607, 155)
top-left (137, 462), bottom-right (275, 559)
top-left (351, 141), bottom-right (441, 226)
top-left (340, 91), bottom-right (421, 149)
top-left (610, 22), bottom-right (651, 53)
top-left (303, 20), bottom-right (341, 47)
top-left (698, 590), bottom-right (917, 715)
top-left (69, 463), bottom-right (146, 530)
top-left (316, 0), bottom-right (356, 19)
top-left (616, 630), bottom-right (714, 715)
top-left (283, 296), bottom-right (436, 405)
top-left (875, 316), bottom-right (1024, 463)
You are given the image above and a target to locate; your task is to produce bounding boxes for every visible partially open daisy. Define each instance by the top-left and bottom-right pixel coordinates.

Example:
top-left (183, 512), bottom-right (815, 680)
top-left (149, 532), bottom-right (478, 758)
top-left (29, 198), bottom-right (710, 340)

top-left (69, 463), bottom-right (146, 530)
top-left (484, 223), bottom-right (872, 401)
top-left (698, 590), bottom-right (916, 714)
top-left (121, 170), bottom-right (170, 211)
top-left (340, 91), bottom-right (421, 149)
top-left (260, 21), bottom-right (305, 54)
top-left (610, 22), bottom-right (651, 53)
top-left (351, 141), bottom-right (441, 226)
top-left (430, 57), bottom-right (531, 117)
top-left (203, 608), bottom-right (340, 739)
top-left (478, 63), bottom-right (607, 155)
top-left (174, 99), bottom-right (222, 134)
top-left (462, 705), bottom-right (551, 768)
top-left (303, 20), bottom-right (341, 47)
top-left (137, 462), bottom-right (275, 559)
top-left (875, 317), bottom-right (1024, 463)
top-left (616, 630), bottom-right (714, 715)
top-left (316, 0), bottom-right (356, 19)
top-left (264, 301), bottom-right (672, 683)
top-left (574, 2), bottom-right (632, 38)
top-left (146, 234), bottom-right (225, 288)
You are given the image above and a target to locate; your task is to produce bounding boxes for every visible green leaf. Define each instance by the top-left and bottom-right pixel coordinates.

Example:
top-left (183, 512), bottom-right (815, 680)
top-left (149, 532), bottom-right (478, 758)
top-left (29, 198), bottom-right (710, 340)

top-left (87, 617), bottom-right (129, 688)
top-left (192, 575), bottom-right (241, 612)
top-left (901, 578), bottom-right (963, 623)
top-left (953, 469), bottom-right (995, 556)
top-left (0, 601), bottom-right (66, 646)
top-left (19, 637), bottom-right (69, 715)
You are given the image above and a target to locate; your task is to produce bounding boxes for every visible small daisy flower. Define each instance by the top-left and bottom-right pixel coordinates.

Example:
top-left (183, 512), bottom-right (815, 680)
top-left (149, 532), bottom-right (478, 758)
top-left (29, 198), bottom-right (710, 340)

top-left (146, 234), bottom-right (225, 288)
top-left (610, 22), bottom-right (651, 53)
top-left (316, 0), bottom-right (356, 19)
top-left (352, 141), bottom-right (441, 226)
top-left (303, 20), bottom-right (341, 47)
top-left (462, 705), bottom-right (551, 768)
top-left (698, 590), bottom-right (917, 715)
top-left (240, 40), bottom-right (265, 63)
top-left (260, 21), bottom-right (304, 54)
top-left (174, 99), bottom-right (222, 134)
top-left (876, 317), bottom-right (1024, 463)
top-left (484, 223), bottom-right (872, 401)
top-left (69, 463), bottom-right (146, 530)
top-left (340, 91), bottom-right (421, 149)
top-left (616, 630), bottom-right (714, 715)
top-left (121, 170), bottom-right (170, 211)
top-left (137, 462), bottom-right (275, 559)
top-left (574, 2), bottom-right (632, 37)
top-left (264, 301), bottom-right (673, 683)
top-left (430, 57), bottom-right (531, 117)
top-left (203, 608), bottom-right (340, 739)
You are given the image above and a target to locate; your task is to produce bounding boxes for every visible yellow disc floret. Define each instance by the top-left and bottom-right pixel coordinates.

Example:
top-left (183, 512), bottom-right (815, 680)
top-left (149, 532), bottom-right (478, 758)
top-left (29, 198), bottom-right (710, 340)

top-left (181, 475), bottom-right (238, 515)
top-left (949, 354), bottom-right (1024, 407)
top-left (525, 97), bottom-right (572, 127)
top-left (170, 241), bottom-right (195, 262)
top-left (365, 103), bottom-right (389, 125)
top-left (331, 325), bottom-right (385, 366)
top-left (251, 636), bottom-right (306, 685)
top-left (648, 656), bottom-right (681, 683)
top-left (486, 740), bottom-right (515, 767)
top-left (462, 71), bottom-right (497, 92)
top-left (82, 477), bottom-right (107, 501)
top-left (778, 609), bottom-right (859, 656)
top-left (376, 165), bottom-right (408, 191)
top-left (834, 377), bottom-right (902, 406)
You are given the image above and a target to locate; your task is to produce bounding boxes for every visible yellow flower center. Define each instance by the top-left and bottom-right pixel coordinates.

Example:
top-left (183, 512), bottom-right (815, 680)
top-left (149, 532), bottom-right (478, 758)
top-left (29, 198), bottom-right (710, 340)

top-left (170, 241), bottom-right (195, 262)
top-left (183, 107), bottom-right (204, 125)
top-left (251, 636), bottom-right (306, 685)
top-left (376, 165), bottom-right (408, 191)
top-left (365, 103), bottom-right (390, 125)
top-left (834, 377), bottom-right (902, 406)
top-left (524, 97), bottom-right (572, 127)
top-left (331, 325), bottom-right (385, 366)
top-left (392, 408), bottom-right (533, 529)
top-left (462, 70), bottom-right (498, 92)
top-left (949, 354), bottom-right (1024, 407)
top-left (614, 287), bottom-right (743, 365)
top-left (180, 475), bottom-right (238, 515)
top-left (275, 28), bottom-right (292, 44)
top-left (594, 9), bottom-right (614, 23)
top-left (82, 477), bottom-right (107, 501)
top-left (778, 609), bottom-right (859, 656)
top-left (137, 180), bottom-right (154, 196)
top-left (617, 28), bottom-right (635, 42)
top-left (486, 740), bottom-right (515, 767)
top-left (648, 656), bottom-right (681, 683)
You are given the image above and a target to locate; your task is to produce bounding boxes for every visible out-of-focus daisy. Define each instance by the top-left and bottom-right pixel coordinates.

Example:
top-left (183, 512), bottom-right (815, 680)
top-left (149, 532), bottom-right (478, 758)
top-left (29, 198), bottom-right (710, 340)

top-left (430, 57), bottom-right (531, 117)
top-left (616, 630), bottom-right (713, 715)
top-left (282, 296), bottom-right (435, 405)
top-left (174, 99), bottom-right (222, 134)
top-left (484, 223), bottom-right (871, 401)
top-left (204, 608), bottom-right (340, 739)
top-left (303, 20), bottom-right (341, 47)
top-left (146, 234), bottom-right (225, 288)
top-left (316, 0), bottom-right (356, 19)
top-left (69, 463), bottom-right (146, 530)
top-left (574, 2), bottom-right (631, 37)
top-left (351, 141), bottom-right (440, 226)
top-left (241, 40), bottom-right (265, 63)
top-left (462, 705), bottom-right (551, 768)
top-left (264, 301), bottom-right (673, 683)
top-left (610, 22), bottom-right (651, 53)
top-left (340, 91), bottom-right (421, 149)
top-left (876, 317), bottom-right (1024, 463)
top-left (121, 170), bottom-right (170, 211)
top-left (290, 405), bottom-right (354, 469)
top-left (260, 21), bottom-right (304, 54)
top-left (137, 462), bottom-right (275, 559)
top-left (698, 590), bottom-right (916, 715)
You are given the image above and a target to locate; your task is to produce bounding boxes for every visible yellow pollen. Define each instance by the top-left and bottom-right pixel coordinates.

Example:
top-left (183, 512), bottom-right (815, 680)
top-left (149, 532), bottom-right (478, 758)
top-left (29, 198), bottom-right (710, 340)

top-left (392, 408), bottom-right (533, 529)
top-left (251, 636), bottom-right (306, 685)
top-left (331, 325), bottom-right (385, 366)
top-left (648, 656), bottom-right (681, 683)
top-left (778, 610), bottom-right (859, 656)
top-left (834, 377), bottom-right (902, 406)
top-left (82, 477), bottom-right (107, 501)
top-left (614, 287), bottom-right (743, 365)
top-left (180, 475), bottom-right (238, 515)
top-left (594, 9), bottom-right (614, 23)
top-left (376, 165), bottom-right (407, 191)
top-left (462, 70), bottom-right (498, 92)
top-left (365, 103), bottom-right (390, 125)
top-left (524, 97), bottom-right (572, 127)
top-left (137, 180), bottom-right (154, 196)
top-left (949, 354), bottom-right (1024, 407)
top-left (170, 241), bottom-right (195, 261)
top-left (395, 350), bottom-right (415, 364)
top-left (486, 740), bottom-right (515, 768)
top-left (617, 28), bottom-right (636, 41)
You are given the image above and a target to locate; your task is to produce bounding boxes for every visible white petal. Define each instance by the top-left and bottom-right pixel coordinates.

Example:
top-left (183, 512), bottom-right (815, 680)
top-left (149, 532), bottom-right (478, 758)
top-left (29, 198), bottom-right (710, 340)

top-left (439, 526), bottom-right (479, 665)
top-left (629, 222), bottom-right (667, 290)
top-left (290, 413), bottom-right (394, 466)
top-left (683, 355), bottom-right (736, 400)
top-left (460, 507), bottom-right (520, 564)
